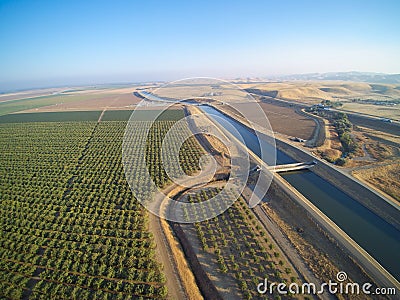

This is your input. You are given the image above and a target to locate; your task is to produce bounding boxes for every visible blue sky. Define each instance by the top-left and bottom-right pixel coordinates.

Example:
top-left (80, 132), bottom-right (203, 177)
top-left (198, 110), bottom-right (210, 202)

top-left (0, 0), bottom-right (399, 90)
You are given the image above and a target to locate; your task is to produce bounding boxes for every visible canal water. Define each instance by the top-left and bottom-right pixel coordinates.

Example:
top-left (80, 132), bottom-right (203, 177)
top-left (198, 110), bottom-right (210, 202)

top-left (201, 105), bottom-right (400, 280)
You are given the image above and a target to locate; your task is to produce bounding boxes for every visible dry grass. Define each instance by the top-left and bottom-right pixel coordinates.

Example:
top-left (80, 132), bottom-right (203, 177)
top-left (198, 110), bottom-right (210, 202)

top-left (160, 218), bottom-right (203, 300)
top-left (321, 148), bottom-right (342, 162)
top-left (243, 81), bottom-right (400, 120)
top-left (357, 126), bottom-right (400, 145)
top-left (341, 102), bottom-right (400, 121)
top-left (247, 81), bottom-right (400, 102)
top-left (311, 113), bottom-right (398, 167)
top-left (264, 182), bottom-right (381, 300)
top-left (315, 123), bottom-right (343, 162)
top-left (353, 163), bottom-right (400, 203)
top-left (263, 204), bottom-right (345, 283)
top-left (353, 125), bottom-right (398, 163)
top-left (364, 141), bottom-right (395, 161)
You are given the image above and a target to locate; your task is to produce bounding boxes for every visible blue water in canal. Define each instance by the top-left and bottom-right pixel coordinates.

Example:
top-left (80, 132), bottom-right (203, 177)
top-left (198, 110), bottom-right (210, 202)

top-left (201, 105), bottom-right (400, 280)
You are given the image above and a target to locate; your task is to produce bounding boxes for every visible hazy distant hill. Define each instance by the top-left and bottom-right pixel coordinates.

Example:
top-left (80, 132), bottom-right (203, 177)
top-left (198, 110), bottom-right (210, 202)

top-left (273, 72), bottom-right (400, 84)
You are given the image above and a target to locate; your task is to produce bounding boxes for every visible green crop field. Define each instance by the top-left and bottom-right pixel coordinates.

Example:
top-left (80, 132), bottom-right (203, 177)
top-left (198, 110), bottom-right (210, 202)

top-left (120, 109), bottom-right (184, 121)
top-left (101, 110), bottom-right (134, 121)
top-left (101, 109), bottom-right (189, 121)
top-left (100, 110), bottom-right (184, 122)
top-left (0, 111), bottom-right (101, 123)
top-left (0, 109), bottom-right (184, 123)
top-left (94, 110), bottom-right (185, 122)
top-left (0, 109), bottom-right (204, 299)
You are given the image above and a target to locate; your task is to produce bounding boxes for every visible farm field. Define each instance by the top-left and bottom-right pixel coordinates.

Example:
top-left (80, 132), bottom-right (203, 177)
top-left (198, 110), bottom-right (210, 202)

top-left (0, 111), bottom-right (101, 123)
top-left (340, 102), bottom-right (400, 121)
top-left (103, 109), bottom-right (185, 122)
top-left (0, 110), bottom-right (180, 123)
top-left (101, 110), bottom-right (134, 121)
top-left (180, 187), bottom-right (301, 299)
top-left (258, 102), bottom-right (315, 140)
top-left (0, 94), bottom-right (101, 116)
top-left (0, 87), bottom-right (143, 116)
top-left (1, 96), bottom-right (396, 299)
top-left (223, 101), bottom-right (316, 140)
top-left (0, 109), bottom-right (204, 299)
top-left (0, 88), bottom-right (65, 103)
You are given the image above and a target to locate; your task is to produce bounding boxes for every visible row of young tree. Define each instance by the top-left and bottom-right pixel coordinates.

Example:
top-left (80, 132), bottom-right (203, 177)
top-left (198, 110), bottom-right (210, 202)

top-left (185, 187), bottom-right (297, 300)
top-left (122, 120), bottom-right (204, 202)
top-left (0, 119), bottom-right (207, 299)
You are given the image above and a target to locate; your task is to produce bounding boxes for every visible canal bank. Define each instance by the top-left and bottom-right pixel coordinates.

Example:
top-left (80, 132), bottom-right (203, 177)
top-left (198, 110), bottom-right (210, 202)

top-left (275, 139), bottom-right (400, 230)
